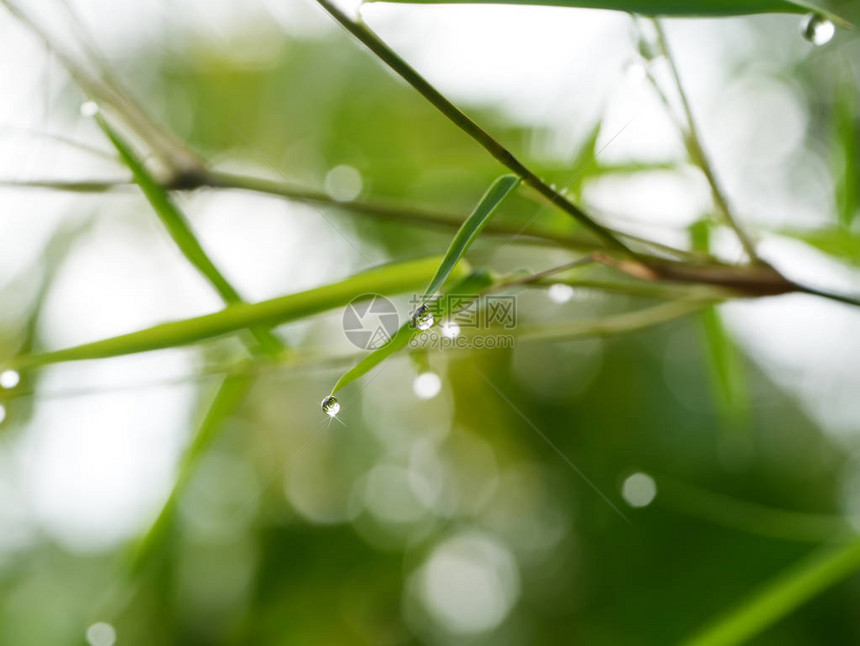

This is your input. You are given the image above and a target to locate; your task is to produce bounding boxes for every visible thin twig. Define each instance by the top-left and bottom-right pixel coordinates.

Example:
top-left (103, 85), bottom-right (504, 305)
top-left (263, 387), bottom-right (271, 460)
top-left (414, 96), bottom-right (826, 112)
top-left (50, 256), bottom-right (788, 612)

top-left (651, 19), bottom-right (759, 261)
top-left (0, 124), bottom-right (119, 162)
top-left (0, 178), bottom-right (130, 192)
top-left (314, 0), bottom-right (635, 257)
top-left (0, 0), bottom-right (203, 178)
top-left (0, 169), bottom-right (699, 259)
top-left (490, 256), bottom-right (597, 292)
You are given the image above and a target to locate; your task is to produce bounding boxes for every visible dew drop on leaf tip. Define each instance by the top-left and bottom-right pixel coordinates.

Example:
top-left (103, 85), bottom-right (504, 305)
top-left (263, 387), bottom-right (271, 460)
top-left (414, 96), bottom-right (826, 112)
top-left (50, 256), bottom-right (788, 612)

top-left (410, 304), bottom-right (434, 331)
top-left (801, 13), bottom-right (835, 46)
top-left (321, 395), bottom-right (340, 417)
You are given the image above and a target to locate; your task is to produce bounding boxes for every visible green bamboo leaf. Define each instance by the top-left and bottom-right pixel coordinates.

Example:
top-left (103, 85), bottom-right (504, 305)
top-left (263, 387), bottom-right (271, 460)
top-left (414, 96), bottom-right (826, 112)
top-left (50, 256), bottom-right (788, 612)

top-left (515, 298), bottom-right (712, 342)
top-left (369, 0), bottom-right (848, 22)
top-left (95, 114), bottom-right (283, 355)
top-left (700, 306), bottom-right (750, 429)
top-left (126, 373), bottom-right (252, 577)
top-left (690, 221), bottom-right (749, 429)
top-left (655, 475), bottom-right (852, 543)
top-left (420, 175), bottom-right (519, 301)
top-left (685, 537), bottom-right (860, 646)
top-left (330, 270), bottom-right (495, 395)
top-left (8, 256), bottom-right (462, 369)
top-left (832, 76), bottom-right (859, 229)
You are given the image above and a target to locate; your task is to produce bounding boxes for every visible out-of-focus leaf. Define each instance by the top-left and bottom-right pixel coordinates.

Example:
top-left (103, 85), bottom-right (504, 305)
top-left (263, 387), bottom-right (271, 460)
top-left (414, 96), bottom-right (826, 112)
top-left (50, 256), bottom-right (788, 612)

top-left (780, 228), bottom-right (860, 266)
top-left (685, 537), bottom-right (860, 646)
top-left (96, 114), bottom-right (283, 355)
top-left (655, 475), bottom-right (851, 543)
top-left (514, 298), bottom-right (712, 342)
top-left (330, 270), bottom-right (494, 394)
top-left (832, 78), bottom-right (859, 229)
top-left (689, 219), bottom-right (713, 252)
top-left (10, 256), bottom-right (460, 369)
top-left (419, 175), bottom-right (519, 301)
top-left (126, 373), bottom-right (252, 576)
top-left (700, 306), bottom-right (750, 429)
top-left (370, 0), bottom-right (847, 22)
top-left (690, 221), bottom-right (749, 429)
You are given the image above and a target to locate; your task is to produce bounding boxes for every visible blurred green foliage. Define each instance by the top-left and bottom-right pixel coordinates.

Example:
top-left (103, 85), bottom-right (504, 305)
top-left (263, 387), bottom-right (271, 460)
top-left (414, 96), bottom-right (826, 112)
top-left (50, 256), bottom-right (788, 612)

top-left (1, 11), bottom-right (859, 646)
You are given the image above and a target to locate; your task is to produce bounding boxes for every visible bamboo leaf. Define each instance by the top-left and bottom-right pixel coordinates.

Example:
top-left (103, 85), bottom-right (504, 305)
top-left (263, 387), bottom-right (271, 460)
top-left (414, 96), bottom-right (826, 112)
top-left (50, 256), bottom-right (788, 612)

top-left (655, 475), bottom-right (852, 544)
top-left (96, 114), bottom-right (283, 355)
top-left (9, 256), bottom-right (463, 369)
top-left (126, 374), bottom-right (252, 577)
top-left (700, 306), bottom-right (750, 429)
top-left (690, 221), bottom-right (750, 428)
top-left (685, 537), bottom-right (860, 646)
top-left (368, 0), bottom-right (847, 22)
top-left (420, 175), bottom-right (519, 301)
top-left (330, 270), bottom-right (495, 394)
top-left (515, 298), bottom-right (712, 342)
top-left (832, 76), bottom-right (859, 229)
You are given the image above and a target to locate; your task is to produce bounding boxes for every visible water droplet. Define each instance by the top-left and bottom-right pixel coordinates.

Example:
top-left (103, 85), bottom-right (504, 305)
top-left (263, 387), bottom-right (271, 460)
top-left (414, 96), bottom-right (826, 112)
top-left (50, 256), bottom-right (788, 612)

top-left (621, 472), bottom-right (657, 508)
top-left (86, 622), bottom-right (116, 646)
top-left (410, 303), bottom-right (434, 331)
top-left (801, 13), bottom-right (835, 46)
top-left (547, 283), bottom-right (574, 304)
top-left (320, 395), bottom-right (340, 417)
top-left (0, 369), bottom-right (19, 389)
top-left (80, 101), bottom-right (100, 117)
top-left (413, 372), bottom-right (442, 399)
top-left (440, 320), bottom-right (460, 339)
top-left (0, 404), bottom-right (6, 424)
top-left (324, 164), bottom-right (363, 202)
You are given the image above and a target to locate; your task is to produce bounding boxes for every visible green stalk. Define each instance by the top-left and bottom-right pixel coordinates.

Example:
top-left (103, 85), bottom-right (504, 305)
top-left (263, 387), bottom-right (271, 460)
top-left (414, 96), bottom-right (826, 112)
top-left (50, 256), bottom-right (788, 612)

top-left (651, 20), bottom-right (758, 262)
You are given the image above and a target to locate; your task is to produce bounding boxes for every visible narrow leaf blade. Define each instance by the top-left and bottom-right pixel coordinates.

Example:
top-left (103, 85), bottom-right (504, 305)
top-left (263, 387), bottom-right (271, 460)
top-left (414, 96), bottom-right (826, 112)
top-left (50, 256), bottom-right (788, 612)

top-left (832, 76), bottom-right (859, 229)
top-left (96, 115), bottom-right (283, 355)
top-left (421, 175), bottom-right (519, 300)
top-left (126, 374), bottom-right (252, 576)
top-left (96, 116), bottom-right (240, 303)
top-left (700, 305), bottom-right (750, 429)
top-left (369, 0), bottom-right (848, 23)
top-left (685, 538), bottom-right (860, 646)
